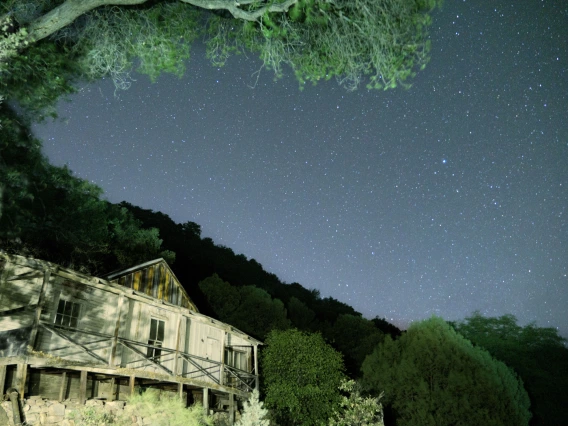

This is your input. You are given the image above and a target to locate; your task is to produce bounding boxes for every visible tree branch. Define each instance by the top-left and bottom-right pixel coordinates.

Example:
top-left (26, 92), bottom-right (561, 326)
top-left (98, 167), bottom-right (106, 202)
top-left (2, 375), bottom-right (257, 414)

top-left (26, 0), bottom-right (149, 43)
top-left (23, 0), bottom-right (297, 46)
top-left (180, 0), bottom-right (297, 21)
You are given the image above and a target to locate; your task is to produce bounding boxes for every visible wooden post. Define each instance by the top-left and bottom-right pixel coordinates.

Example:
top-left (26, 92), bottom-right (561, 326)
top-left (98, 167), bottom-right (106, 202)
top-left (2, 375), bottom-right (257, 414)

top-left (16, 363), bottom-right (27, 401)
top-left (253, 345), bottom-right (259, 390)
top-left (203, 388), bottom-right (209, 416)
top-left (178, 383), bottom-right (183, 403)
top-left (109, 377), bottom-right (116, 401)
top-left (173, 315), bottom-right (182, 376)
top-left (58, 372), bottom-right (67, 402)
top-left (0, 365), bottom-right (6, 396)
top-left (129, 375), bottom-right (136, 397)
top-left (220, 331), bottom-right (226, 386)
top-left (229, 393), bottom-right (234, 425)
top-left (29, 268), bottom-right (51, 350)
top-left (109, 295), bottom-right (125, 367)
top-left (79, 370), bottom-right (88, 405)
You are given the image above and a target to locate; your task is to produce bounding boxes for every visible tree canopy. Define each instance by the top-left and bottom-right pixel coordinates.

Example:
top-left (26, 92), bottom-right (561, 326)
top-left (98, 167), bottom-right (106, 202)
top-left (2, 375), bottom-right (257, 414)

top-left (0, 103), bottom-right (172, 273)
top-left (261, 328), bottom-right (345, 425)
top-left (452, 312), bottom-right (568, 425)
top-left (361, 316), bottom-right (531, 426)
top-left (198, 273), bottom-right (290, 339)
top-left (1, 0), bottom-right (441, 120)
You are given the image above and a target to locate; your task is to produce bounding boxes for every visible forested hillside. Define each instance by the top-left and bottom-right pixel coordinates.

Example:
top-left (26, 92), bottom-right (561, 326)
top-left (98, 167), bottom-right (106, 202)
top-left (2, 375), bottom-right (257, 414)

top-left (2, 101), bottom-right (566, 426)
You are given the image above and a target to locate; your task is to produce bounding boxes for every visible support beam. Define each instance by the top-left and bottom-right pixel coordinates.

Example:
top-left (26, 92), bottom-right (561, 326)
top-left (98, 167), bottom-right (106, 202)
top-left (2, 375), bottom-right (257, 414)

top-left (253, 345), bottom-right (259, 390)
top-left (229, 392), bottom-right (235, 425)
top-left (0, 365), bottom-right (6, 396)
top-left (29, 268), bottom-right (51, 350)
top-left (129, 375), bottom-right (136, 397)
top-left (174, 315), bottom-right (182, 376)
top-left (109, 377), bottom-right (116, 401)
top-left (109, 295), bottom-right (125, 367)
top-left (178, 382), bottom-right (183, 403)
top-left (79, 370), bottom-right (87, 405)
top-left (58, 371), bottom-right (67, 402)
top-left (203, 388), bottom-right (209, 417)
top-left (16, 363), bottom-right (27, 401)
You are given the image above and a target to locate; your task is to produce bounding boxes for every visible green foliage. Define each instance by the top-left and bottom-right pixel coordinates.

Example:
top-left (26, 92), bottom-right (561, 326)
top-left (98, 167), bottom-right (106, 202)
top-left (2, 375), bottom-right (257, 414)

top-left (0, 38), bottom-right (80, 121)
top-left (262, 329), bottom-right (346, 426)
top-left (123, 389), bottom-right (212, 426)
top-left (287, 296), bottom-right (315, 329)
top-left (207, 0), bottom-right (442, 91)
top-left (328, 314), bottom-right (384, 377)
top-left (235, 389), bottom-right (270, 426)
top-left (68, 388), bottom-right (212, 426)
top-left (0, 105), bottom-right (170, 274)
top-left (361, 316), bottom-right (531, 426)
top-left (329, 380), bottom-right (384, 426)
top-left (72, 2), bottom-right (201, 88)
top-left (452, 312), bottom-right (568, 425)
top-left (199, 274), bottom-right (290, 339)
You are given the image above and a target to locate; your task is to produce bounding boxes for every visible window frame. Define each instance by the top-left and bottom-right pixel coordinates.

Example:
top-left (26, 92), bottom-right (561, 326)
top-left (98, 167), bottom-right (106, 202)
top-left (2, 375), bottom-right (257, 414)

top-left (54, 299), bottom-right (81, 328)
top-left (147, 318), bottom-right (165, 362)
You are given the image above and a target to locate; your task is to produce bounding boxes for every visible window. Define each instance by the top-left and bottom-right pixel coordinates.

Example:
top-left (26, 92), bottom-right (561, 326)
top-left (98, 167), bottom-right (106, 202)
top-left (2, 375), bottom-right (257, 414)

top-left (54, 300), bottom-right (81, 328)
top-left (225, 348), bottom-right (247, 370)
top-left (147, 318), bottom-right (165, 362)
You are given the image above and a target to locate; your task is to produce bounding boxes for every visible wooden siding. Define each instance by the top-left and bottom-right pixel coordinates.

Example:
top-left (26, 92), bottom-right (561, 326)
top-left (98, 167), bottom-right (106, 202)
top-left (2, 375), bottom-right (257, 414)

top-left (110, 261), bottom-right (197, 311)
top-left (0, 253), bottom-right (260, 396)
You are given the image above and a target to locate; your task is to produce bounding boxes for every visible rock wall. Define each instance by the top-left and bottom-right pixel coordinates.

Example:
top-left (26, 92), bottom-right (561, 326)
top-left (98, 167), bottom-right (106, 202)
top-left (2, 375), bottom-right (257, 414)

top-left (0, 396), bottom-right (133, 426)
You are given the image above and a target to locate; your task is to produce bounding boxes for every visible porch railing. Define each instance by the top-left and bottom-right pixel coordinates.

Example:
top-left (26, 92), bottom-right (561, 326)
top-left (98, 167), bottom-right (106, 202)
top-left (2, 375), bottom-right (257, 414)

top-left (38, 322), bottom-right (255, 392)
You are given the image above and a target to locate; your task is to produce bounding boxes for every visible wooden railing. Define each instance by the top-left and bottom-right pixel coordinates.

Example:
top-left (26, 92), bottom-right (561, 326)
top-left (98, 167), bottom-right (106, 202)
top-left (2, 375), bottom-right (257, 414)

top-left (39, 322), bottom-right (255, 392)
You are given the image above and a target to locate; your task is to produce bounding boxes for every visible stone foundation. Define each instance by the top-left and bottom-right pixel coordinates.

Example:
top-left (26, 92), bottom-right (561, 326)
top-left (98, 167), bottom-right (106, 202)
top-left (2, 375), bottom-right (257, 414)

top-left (0, 397), bottom-right (236, 426)
top-left (1, 397), bottom-right (136, 426)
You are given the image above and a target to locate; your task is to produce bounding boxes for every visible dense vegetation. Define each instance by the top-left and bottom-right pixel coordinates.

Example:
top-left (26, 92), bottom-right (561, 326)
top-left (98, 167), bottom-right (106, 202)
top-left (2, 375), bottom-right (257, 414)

top-left (2, 107), bottom-right (567, 424)
top-left (2, 1), bottom-right (567, 423)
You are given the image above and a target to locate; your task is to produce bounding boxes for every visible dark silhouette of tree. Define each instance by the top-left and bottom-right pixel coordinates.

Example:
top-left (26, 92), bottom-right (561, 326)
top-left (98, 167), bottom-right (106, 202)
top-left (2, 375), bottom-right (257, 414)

top-left (452, 312), bottom-right (568, 426)
top-left (0, 105), bottom-right (168, 274)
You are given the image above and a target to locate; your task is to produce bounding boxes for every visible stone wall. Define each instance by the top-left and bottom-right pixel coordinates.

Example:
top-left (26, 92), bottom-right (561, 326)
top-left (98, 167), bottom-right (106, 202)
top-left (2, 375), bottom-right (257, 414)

top-left (0, 397), bottom-right (134, 426)
top-left (0, 396), bottom-right (235, 426)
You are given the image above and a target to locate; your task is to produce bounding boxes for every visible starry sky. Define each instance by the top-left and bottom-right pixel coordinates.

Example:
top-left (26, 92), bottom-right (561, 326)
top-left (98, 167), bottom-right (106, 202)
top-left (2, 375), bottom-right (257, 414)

top-left (33, 0), bottom-right (567, 336)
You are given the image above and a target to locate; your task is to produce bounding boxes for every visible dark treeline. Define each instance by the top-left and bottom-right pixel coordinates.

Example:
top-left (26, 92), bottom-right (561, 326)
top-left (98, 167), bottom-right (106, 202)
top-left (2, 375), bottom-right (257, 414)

top-left (2, 101), bottom-right (567, 425)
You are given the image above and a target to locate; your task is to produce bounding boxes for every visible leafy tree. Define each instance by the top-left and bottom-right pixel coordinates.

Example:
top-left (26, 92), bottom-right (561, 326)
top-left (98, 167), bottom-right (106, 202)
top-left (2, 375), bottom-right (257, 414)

top-left (328, 314), bottom-right (384, 377)
top-left (452, 312), bottom-right (568, 425)
top-left (0, 104), bottom-right (171, 273)
top-left (262, 329), bottom-right (346, 426)
top-left (371, 316), bottom-right (402, 339)
top-left (287, 296), bottom-right (315, 330)
top-left (1, 0), bottom-right (441, 120)
top-left (361, 316), bottom-right (531, 426)
top-left (199, 275), bottom-right (290, 339)
top-left (329, 380), bottom-right (384, 426)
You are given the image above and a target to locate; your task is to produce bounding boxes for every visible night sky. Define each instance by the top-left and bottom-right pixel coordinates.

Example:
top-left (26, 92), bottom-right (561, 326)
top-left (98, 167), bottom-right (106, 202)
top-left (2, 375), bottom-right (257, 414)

top-left (33, 0), bottom-right (568, 336)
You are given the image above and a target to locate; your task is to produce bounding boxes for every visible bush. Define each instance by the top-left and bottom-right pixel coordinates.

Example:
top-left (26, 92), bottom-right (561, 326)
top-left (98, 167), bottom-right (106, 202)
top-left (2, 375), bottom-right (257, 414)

top-left (68, 389), bottom-right (212, 426)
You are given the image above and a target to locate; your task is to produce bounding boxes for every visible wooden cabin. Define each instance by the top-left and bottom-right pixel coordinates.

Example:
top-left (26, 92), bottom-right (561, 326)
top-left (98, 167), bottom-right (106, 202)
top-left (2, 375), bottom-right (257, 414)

top-left (0, 253), bottom-right (261, 422)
